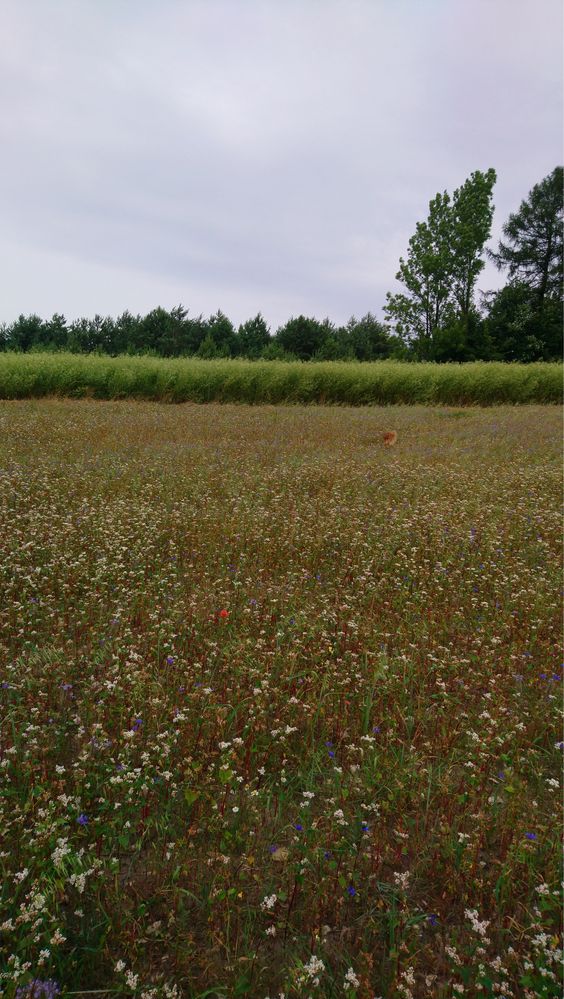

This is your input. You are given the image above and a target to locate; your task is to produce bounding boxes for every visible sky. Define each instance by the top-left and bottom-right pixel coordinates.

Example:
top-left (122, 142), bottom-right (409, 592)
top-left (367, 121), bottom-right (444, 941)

top-left (1, 0), bottom-right (562, 332)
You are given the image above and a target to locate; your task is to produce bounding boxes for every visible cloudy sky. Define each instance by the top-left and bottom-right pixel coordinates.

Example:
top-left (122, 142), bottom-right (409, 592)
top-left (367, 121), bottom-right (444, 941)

top-left (1, 0), bottom-right (562, 331)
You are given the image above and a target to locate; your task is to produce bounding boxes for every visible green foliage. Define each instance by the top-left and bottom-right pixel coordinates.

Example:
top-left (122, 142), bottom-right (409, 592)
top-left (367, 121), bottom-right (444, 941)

top-left (0, 352), bottom-right (560, 405)
top-left (491, 166), bottom-right (563, 307)
top-left (236, 313), bottom-right (271, 359)
top-left (344, 313), bottom-right (392, 361)
top-left (385, 169), bottom-right (497, 359)
top-left (275, 315), bottom-right (334, 360)
top-left (486, 167), bottom-right (563, 361)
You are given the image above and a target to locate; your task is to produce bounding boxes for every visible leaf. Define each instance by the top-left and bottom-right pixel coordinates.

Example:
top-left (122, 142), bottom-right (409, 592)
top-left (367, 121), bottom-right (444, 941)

top-left (219, 768), bottom-right (233, 785)
top-left (184, 788), bottom-right (200, 806)
top-left (234, 973), bottom-right (253, 995)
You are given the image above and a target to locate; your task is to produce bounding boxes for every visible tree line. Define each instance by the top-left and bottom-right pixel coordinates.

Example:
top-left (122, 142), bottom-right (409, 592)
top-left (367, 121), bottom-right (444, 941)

top-left (2, 167), bottom-right (561, 363)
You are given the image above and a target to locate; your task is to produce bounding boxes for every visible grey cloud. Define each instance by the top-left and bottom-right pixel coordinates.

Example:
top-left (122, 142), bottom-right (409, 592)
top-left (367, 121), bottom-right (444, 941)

top-left (0, 0), bottom-right (561, 329)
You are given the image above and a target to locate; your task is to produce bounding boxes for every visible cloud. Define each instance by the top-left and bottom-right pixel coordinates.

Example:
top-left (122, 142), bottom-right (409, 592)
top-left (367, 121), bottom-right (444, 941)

top-left (0, 0), bottom-right (561, 329)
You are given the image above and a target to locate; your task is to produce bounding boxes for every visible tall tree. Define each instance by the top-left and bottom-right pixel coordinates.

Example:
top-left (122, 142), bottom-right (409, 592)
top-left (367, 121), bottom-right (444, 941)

top-left (275, 315), bottom-right (330, 360)
top-left (385, 170), bottom-right (497, 359)
top-left (345, 312), bottom-right (393, 360)
top-left (490, 166), bottom-right (563, 311)
top-left (236, 313), bottom-right (271, 358)
top-left (485, 168), bottom-right (563, 361)
top-left (384, 191), bottom-right (453, 358)
top-left (451, 168), bottom-right (497, 327)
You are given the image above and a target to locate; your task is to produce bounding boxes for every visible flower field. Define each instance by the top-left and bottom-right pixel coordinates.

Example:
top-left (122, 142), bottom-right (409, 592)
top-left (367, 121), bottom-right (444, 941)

top-left (0, 400), bottom-right (562, 999)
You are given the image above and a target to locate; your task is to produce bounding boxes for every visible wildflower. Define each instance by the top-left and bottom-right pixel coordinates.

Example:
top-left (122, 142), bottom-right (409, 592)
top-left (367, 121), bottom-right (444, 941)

top-left (261, 893), bottom-right (278, 911)
top-left (219, 609), bottom-right (229, 619)
top-left (347, 885), bottom-right (357, 896)
top-left (302, 954), bottom-right (325, 984)
top-left (525, 832), bottom-right (537, 840)
top-left (15, 982), bottom-right (61, 999)
top-left (166, 656), bottom-right (175, 664)
top-left (465, 908), bottom-right (490, 937)
top-left (76, 813), bottom-right (89, 826)
top-left (344, 967), bottom-right (360, 989)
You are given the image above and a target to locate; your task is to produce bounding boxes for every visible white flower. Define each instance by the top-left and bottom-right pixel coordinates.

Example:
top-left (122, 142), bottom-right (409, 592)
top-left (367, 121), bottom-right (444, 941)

top-left (344, 966), bottom-right (360, 989)
top-left (464, 908), bottom-right (489, 937)
top-left (302, 954), bottom-right (325, 981)
top-left (115, 960), bottom-right (126, 973)
top-left (261, 893), bottom-right (278, 911)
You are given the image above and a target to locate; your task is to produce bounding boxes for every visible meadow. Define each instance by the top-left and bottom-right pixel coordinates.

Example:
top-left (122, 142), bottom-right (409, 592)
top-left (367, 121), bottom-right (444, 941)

top-left (0, 401), bottom-right (562, 999)
top-left (0, 352), bottom-right (562, 406)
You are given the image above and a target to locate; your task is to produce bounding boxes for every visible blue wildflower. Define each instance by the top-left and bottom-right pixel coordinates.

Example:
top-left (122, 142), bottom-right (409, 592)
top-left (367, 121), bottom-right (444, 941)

top-left (16, 981), bottom-right (61, 999)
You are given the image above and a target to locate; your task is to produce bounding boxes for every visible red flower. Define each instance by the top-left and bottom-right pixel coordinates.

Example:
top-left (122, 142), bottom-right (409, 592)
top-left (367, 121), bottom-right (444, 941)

top-left (219, 609), bottom-right (229, 619)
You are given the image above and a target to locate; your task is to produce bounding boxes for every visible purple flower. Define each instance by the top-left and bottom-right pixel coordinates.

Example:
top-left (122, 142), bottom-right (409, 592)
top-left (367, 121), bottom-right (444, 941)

top-left (16, 981), bottom-right (61, 999)
top-left (347, 885), bottom-right (356, 897)
top-left (294, 823), bottom-right (303, 831)
top-left (77, 813), bottom-right (89, 826)
top-left (166, 656), bottom-right (175, 665)
top-left (428, 914), bottom-right (439, 927)
top-left (525, 832), bottom-right (537, 841)
top-left (132, 718), bottom-right (143, 731)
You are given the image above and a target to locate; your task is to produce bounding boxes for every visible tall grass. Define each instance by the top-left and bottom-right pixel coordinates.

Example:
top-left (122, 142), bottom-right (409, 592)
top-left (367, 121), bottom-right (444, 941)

top-left (0, 351), bottom-right (561, 404)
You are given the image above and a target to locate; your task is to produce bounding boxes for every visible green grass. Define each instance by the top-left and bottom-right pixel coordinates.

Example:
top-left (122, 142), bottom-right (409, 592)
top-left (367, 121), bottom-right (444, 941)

top-left (0, 352), bottom-right (561, 404)
top-left (0, 401), bottom-right (562, 998)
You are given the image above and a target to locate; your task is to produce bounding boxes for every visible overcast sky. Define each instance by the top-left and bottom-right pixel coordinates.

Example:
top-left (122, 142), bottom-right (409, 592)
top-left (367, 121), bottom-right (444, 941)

top-left (1, 0), bottom-right (562, 331)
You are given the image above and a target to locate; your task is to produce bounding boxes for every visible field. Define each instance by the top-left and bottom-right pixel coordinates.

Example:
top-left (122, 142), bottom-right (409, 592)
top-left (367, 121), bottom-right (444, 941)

top-left (0, 401), bottom-right (562, 999)
top-left (0, 352), bottom-right (562, 406)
